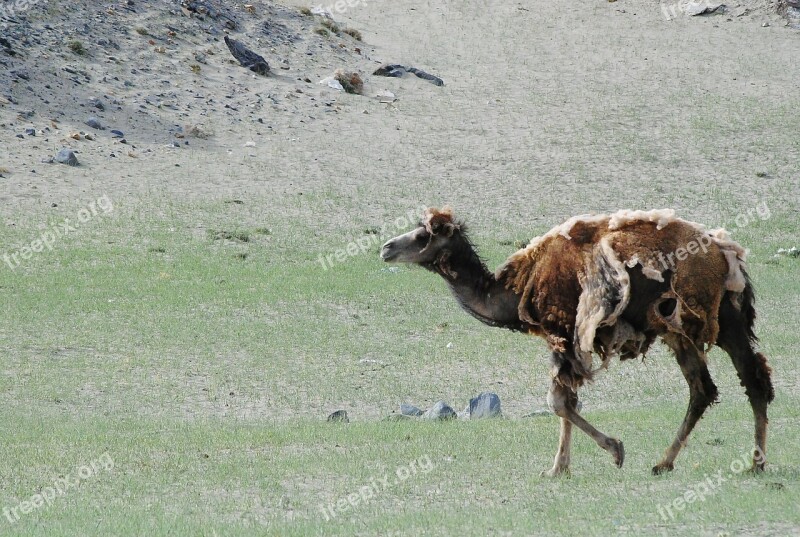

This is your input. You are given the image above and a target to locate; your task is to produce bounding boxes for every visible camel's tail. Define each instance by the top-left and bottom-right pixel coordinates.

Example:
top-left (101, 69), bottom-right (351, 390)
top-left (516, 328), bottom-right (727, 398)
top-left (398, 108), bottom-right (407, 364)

top-left (741, 269), bottom-right (758, 345)
top-left (740, 270), bottom-right (775, 403)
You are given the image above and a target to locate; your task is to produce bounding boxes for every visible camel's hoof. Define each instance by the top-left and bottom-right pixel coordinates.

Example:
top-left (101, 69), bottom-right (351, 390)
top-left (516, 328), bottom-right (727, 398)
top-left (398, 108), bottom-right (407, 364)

top-left (540, 466), bottom-right (571, 478)
top-left (607, 438), bottom-right (624, 468)
top-left (748, 461), bottom-right (767, 474)
top-left (652, 462), bottom-right (674, 475)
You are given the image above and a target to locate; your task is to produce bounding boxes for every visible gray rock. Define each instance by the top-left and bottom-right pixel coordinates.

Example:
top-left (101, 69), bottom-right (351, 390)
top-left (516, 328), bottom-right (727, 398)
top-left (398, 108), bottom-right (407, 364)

top-left (110, 129), bottom-right (124, 138)
top-left (85, 117), bottom-right (104, 130)
top-left (400, 403), bottom-right (424, 417)
top-left (89, 97), bottom-right (105, 111)
top-left (24, 128), bottom-right (35, 136)
top-left (54, 148), bottom-right (79, 166)
top-left (327, 410), bottom-right (349, 423)
top-left (224, 35), bottom-right (270, 75)
top-left (469, 392), bottom-right (502, 419)
top-left (422, 400), bottom-right (457, 421)
top-left (373, 64), bottom-right (444, 86)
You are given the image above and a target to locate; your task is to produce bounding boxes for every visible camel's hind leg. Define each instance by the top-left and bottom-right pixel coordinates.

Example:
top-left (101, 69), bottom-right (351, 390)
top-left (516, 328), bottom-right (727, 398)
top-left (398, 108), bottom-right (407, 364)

top-left (653, 334), bottom-right (718, 475)
top-left (544, 379), bottom-right (624, 476)
top-left (717, 294), bottom-right (774, 471)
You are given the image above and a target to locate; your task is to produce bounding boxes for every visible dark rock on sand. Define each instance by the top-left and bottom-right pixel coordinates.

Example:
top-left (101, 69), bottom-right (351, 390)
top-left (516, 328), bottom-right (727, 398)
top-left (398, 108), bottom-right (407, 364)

top-left (373, 64), bottom-right (444, 86)
top-left (224, 35), bottom-right (270, 75)
top-left (327, 410), bottom-right (349, 422)
top-left (54, 148), bottom-right (79, 166)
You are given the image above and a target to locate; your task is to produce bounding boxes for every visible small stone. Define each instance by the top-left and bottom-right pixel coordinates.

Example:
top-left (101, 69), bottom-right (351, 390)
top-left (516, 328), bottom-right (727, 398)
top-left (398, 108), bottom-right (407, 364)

top-left (327, 410), bottom-right (349, 423)
top-left (85, 117), bottom-right (104, 130)
top-left (422, 401), bottom-right (457, 421)
top-left (15, 134), bottom-right (24, 139)
top-left (468, 392), bottom-right (502, 419)
top-left (24, 128), bottom-right (36, 136)
top-left (54, 148), bottom-right (79, 166)
top-left (400, 403), bottom-right (424, 417)
top-left (110, 129), bottom-right (124, 138)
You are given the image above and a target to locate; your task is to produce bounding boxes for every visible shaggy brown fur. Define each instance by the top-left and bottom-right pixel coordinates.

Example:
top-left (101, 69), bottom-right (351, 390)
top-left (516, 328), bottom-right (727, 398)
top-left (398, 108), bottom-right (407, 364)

top-left (381, 207), bottom-right (774, 476)
top-left (497, 210), bottom-right (744, 388)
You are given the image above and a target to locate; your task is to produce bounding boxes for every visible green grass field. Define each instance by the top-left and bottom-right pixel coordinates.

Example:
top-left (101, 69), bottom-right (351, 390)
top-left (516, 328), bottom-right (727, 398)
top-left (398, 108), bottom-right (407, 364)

top-left (1, 193), bottom-right (798, 536)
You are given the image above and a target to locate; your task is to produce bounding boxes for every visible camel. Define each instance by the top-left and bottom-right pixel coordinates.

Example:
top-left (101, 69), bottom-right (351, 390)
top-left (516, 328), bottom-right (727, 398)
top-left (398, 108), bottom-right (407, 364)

top-left (380, 207), bottom-right (774, 476)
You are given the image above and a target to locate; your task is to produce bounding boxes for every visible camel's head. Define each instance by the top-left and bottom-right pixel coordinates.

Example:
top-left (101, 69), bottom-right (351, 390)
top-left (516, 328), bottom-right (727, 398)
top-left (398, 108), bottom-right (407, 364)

top-left (380, 207), bottom-right (463, 269)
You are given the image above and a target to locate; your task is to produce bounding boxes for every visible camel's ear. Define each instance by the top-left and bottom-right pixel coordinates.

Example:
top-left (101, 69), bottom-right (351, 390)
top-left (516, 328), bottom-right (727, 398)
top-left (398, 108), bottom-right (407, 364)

top-left (424, 206), bottom-right (458, 237)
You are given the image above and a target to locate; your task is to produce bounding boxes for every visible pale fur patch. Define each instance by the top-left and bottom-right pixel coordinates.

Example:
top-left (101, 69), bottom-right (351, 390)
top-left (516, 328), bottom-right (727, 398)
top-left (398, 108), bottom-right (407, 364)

top-left (608, 209), bottom-right (680, 231)
top-left (523, 213), bottom-right (609, 250)
top-left (624, 255), bottom-right (666, 282)
top-left (709, 228), bottom-right (748, 292)
top-left (574, 237), bottom-right (632, 369)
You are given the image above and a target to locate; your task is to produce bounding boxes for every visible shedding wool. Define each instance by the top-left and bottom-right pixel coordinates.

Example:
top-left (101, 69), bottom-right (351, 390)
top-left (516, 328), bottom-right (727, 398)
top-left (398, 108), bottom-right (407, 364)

top-left (497, 209), bottom-right (748, 387)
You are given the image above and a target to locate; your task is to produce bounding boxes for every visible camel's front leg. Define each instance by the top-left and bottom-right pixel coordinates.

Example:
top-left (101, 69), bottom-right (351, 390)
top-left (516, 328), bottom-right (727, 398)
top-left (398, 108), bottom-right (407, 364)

top-left (545, 381), bottom-right (625, 475)
top-left (541, 417), bottom-right (573, 477)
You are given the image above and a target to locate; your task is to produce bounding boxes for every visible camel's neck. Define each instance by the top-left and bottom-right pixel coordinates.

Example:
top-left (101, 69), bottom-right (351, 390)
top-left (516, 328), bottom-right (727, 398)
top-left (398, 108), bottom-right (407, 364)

top-left (428, 238), bottom-right (526, 331)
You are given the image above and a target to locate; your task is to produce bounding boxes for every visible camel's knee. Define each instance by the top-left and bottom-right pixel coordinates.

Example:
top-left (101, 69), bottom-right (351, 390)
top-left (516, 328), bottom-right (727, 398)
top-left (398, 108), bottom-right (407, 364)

top-left (547, 385), bottom-right (577, 418)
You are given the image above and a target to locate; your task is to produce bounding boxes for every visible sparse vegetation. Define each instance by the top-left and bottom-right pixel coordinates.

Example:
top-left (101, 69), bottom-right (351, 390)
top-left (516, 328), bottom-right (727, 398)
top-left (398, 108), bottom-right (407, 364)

top-left (67, 40), bottom-right (86, 55)
top-left (314, 26), bottom-right (329, 37)
top-left (299, 6), bottom-right (312, 15)
top-left (208, 229), bottom-right (250, 243)
top-left (320, 18), bottom-right (340, 34)
top-left (343, 27), bottom-right (362, 41)
top-left (334, 69), bottom-right (364, 95)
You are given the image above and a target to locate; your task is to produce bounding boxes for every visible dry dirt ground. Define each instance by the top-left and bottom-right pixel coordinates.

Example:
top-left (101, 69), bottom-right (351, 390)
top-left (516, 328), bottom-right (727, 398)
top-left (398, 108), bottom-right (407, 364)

top-left (1, 0), bottom-right (797, 218)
